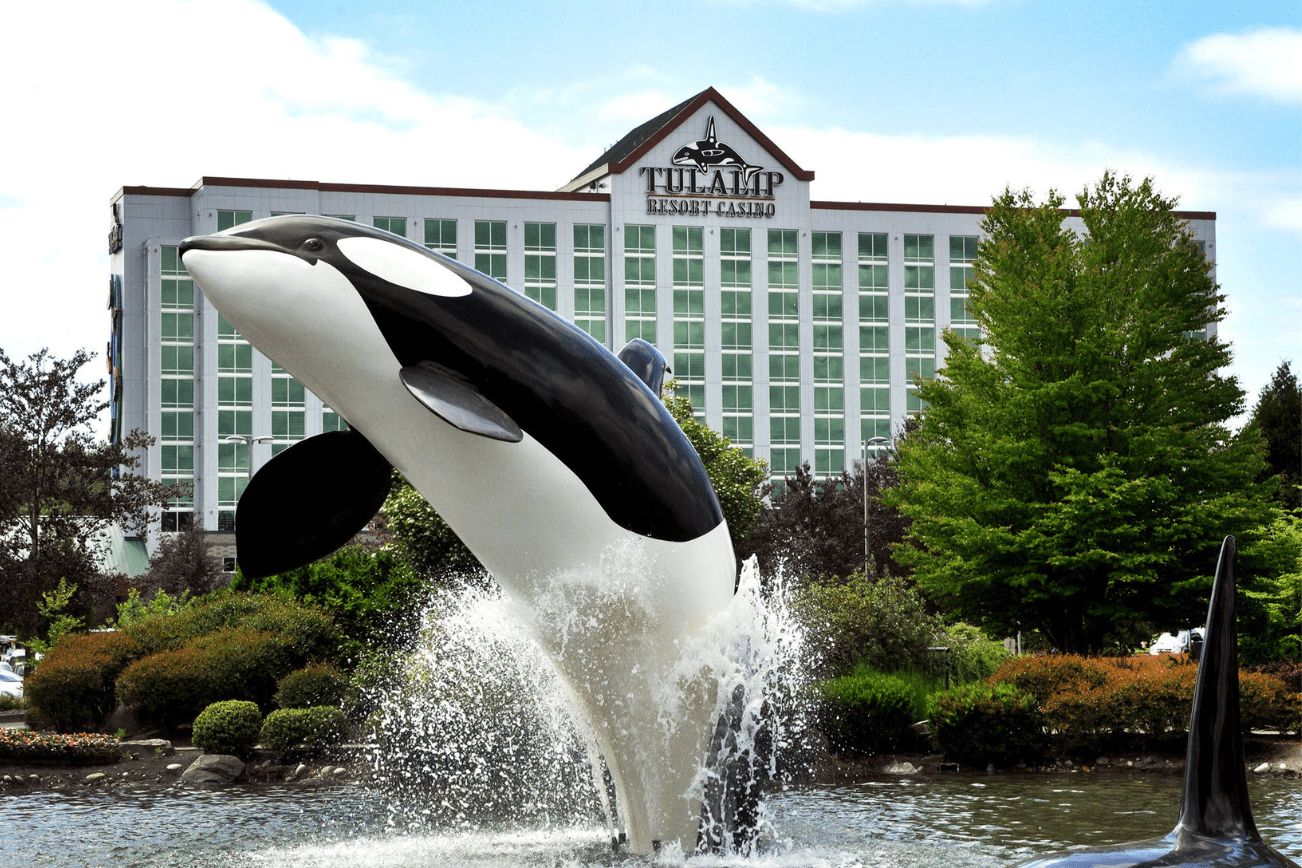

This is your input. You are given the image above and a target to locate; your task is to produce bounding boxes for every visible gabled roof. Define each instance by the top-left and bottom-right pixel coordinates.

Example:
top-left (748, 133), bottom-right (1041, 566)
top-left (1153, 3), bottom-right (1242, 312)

top-left (566, 87), bottom-right (815, 185)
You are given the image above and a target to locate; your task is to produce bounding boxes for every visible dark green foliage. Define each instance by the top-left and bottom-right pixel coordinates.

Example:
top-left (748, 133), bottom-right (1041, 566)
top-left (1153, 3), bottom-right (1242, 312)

top-left (382, 475), bottom-right (486, 582)
top-left (276, 663), bottom-right (350, 710)
top-left (122, 591), bottom-right (342, 660)
top-left (1238, 511), bottom-right (1302, 664)
top-left (741, 448), bottom-right (912, 584)
top-left (0, 347), bottom-right (182, 636)
top-left (24, 631), bottom-right (140, 732)
top-left (663, 382), bottom-right (769, 551)
top-left (930, 682), bottom-right (1044, 766)
top-left (137, 523), bottom-right (225, 599)
top-left (192, 700), bottom-right (263, 757)
top-left (259, 706), bottom-right (348, 757)
top-left (115, 627), bottom-right (295, 730)
top-left (229, 545), bottom-right (426, 653)
top-left (889, 173), bottom-right (1274, 654)
top-left (816, 666), bottom-right (933, 755)
top-left (936, 623), bottom-right (1010, 684)
top-left (793, 573), bottom-right (942, 677)
top-left (1246, 360), bottom-right (1300, 511)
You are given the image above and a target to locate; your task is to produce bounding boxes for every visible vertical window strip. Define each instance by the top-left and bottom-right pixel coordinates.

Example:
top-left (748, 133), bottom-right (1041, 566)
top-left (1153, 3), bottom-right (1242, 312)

top-left (573, 224), bottom-right (606, 342)
top-left (767, 229), bottom-right (800, 477)
top-left (217, 312), bottom-right (253, 529)
top-left (474, 220), bottom-right (507, 282)
top-left (159, 246), bottom-right (195, 514)
top-left (811, 231), bottom-right (843, 478)
top-left (904, 234), bottom-right (935, 413)
top-left (672, 226), bottom-right (705, 417)
top-left (270, 365), bottom-right (306, 456)
top-left (624, 224), bottom-right (656, 345)
top-left (720, 228), bottom-right (753, 451)
top-left (523, 222), bottom-right (557, 311)
top-left (857, 232), bottom-right (890, 452)
top-left (948, 235), bottom-right (980, 342)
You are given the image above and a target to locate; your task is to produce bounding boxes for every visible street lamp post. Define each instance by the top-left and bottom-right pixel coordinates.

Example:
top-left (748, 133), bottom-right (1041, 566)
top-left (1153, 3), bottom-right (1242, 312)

top-left (223, 435), bottom-right (274, 482)
top-left (862, 436), bottom-right (889, 577)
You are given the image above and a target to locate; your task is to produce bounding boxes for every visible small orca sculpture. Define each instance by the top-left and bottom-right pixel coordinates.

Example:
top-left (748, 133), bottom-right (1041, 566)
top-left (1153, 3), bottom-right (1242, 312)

top-left (180, 215), bottom-right (738, 854)
top-left (1015, 536), bottom-right (1298, 868)
top-left (672, 115), bottom-right (764, 186)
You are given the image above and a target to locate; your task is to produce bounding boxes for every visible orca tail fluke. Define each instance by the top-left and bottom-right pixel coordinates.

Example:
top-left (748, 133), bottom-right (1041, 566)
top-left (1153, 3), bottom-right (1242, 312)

top-left (1174, 535), bottom-right (1259, 842)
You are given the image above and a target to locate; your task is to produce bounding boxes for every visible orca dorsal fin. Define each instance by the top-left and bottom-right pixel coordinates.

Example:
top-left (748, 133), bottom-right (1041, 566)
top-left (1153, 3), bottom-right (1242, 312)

top-left (236, 429), bottom-right (392, 579)
top-left (400, 362), bottom-right (523, 442)
top-left (1174, 535), bottom-right (1259, 841)
top-left (705, 115), bottom-right (717, 144)
top-left (617, 338), bottom-right (669, 396)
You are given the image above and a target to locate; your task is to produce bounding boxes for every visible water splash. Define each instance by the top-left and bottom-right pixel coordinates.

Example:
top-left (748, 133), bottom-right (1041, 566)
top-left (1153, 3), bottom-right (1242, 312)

top-left (365, 552), bottom-right (816, 856)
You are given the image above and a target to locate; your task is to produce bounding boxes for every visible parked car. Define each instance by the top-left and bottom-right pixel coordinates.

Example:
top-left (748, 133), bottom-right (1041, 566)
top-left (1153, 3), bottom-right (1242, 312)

top-left (1149, 627), bottom-right (1205, 655)
top-left (0, 667), bottom-right (22, 700)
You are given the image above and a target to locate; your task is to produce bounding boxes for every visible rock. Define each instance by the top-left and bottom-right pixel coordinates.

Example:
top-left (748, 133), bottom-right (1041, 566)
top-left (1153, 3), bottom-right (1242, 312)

top-left (29, 775), bottom-right (39, 784)
top-left (331, 767), bottom-right (347, 777)
top-left (85, 773), bottom-right (106, 783)
top-left (1278, 763), bottom-right (1288, 772)
top-left (179, 754), bottom-right (245, 785)
top-left (121, 738), bottom-right (173, 756)
top-left (294, 763), bottom-right (308, 778)
top-left (3, 775), bottom-right (11, 783)
top-left (1096, 757), bottom-right (1110, 766)
top-left (986, 763), bottom-right (996, 773)
top-left (883, 761), bottom-right (917, 775)
top-left (1253, 762), bottom-right (1270, 774)
top-left (165, 763), bottom-right (183, 772)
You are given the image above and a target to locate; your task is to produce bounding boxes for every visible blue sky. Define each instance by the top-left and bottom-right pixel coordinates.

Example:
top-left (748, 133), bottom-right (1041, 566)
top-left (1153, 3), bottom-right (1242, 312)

top-left (0, 0), bottom-right (1297, 429)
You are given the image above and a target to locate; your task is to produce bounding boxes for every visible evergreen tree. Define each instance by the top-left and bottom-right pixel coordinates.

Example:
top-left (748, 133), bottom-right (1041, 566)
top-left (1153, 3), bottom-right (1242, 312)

top-left (889, 173), bottom-right (1274, 654)
top-left (1246, 360), bottom-right (1300, 512)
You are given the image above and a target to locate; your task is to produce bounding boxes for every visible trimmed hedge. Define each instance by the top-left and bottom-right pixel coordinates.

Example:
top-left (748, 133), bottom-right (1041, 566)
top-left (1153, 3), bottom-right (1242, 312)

top-left (24, 631), bottom-right (141, 733)
top-left (192, 700), bottom-right (263, 757)
top-left (930, 682), bottom-right (1044, 766)
top-left (0, 729), bottom-right (122, 765)
top-left (259, 706), bottom-right (348, 757)
top-left (123, 593), bottom-right (341, 660)
top-left (276, 663), bottom-right (350, 710)
top-left (817, 667), bottom-right (925, 755)
top-left (116, 627), bottom-right (295, 730)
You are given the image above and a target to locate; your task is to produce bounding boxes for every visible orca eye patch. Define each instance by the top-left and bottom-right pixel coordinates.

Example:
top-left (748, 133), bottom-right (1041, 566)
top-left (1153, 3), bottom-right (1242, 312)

top-left (337, 237), bottom-right (472, 298)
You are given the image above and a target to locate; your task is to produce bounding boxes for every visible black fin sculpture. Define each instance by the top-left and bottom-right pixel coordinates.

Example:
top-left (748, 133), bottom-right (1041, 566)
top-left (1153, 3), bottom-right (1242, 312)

top-left (1014, 536), bottom-right (1298, 867)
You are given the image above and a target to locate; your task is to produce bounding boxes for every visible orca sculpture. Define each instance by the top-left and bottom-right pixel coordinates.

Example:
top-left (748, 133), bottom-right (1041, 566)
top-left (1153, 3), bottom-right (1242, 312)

top-left (672, 115), bottom-right (764, 187)
top-left (1015, 536), bottom-right (1298, 868)
top-left (179, 215), bottom-right (738, 854)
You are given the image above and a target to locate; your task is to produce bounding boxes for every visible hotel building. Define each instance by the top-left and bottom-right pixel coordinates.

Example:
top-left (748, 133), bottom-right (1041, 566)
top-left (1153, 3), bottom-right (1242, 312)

top-left (108, 87), bottom-right (1216, 553)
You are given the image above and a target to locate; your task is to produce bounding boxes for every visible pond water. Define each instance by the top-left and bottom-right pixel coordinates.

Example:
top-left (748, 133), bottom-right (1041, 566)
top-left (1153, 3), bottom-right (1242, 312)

top-left (4, 774), bottom-right (1299, 867)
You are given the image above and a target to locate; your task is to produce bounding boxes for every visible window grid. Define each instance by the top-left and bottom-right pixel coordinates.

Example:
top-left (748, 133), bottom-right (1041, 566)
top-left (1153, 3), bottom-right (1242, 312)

top-left (904, 234), bottom-right (935, 414)
top-left (720, 228), bottom-right (753, 451)
top-left (624, 225), bottom-right (656, 345)
top-left (217, 313), bottom-right (253, 526)
top-left (672, 226), bottom-right (705, 417)
top-left (858, 233), bottom-right (890, 449)
top-left (160, 246), bottom-right (194, 513)
top-left (216, 211), bottom-right (251, 232)
top-left (811, 231), bottom-right (844, 477)
top-left (949, 235), bottom-right (980, 342)
top-left (374, 216), bottom-right (407, 237)
top-left (573, 224), bottom-right (606, 342)
top-left (768, 229), bottom-right (799, 475)
top-left (424, 218), bottom-right (457, 259)
top-left (474, 220), bottom-right (507, 282)
top-left (270, 364), bottom-right (306, 456)
top-left (524, 222), bottom-right (557, 311)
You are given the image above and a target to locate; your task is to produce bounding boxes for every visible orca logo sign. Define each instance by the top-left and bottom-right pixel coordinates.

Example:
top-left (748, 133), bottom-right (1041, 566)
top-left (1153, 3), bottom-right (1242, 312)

top-left (639, 115), bottom-right (784, 219)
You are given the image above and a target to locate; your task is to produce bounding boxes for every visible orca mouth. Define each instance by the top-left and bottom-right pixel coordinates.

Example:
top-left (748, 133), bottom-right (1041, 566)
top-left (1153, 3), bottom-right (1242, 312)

top-left (179, 234), bottom-right (290, 258)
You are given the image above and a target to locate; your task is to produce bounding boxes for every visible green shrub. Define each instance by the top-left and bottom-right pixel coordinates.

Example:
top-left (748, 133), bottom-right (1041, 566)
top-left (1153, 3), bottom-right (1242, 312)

top-left (192, 700), bottom-right (263, 757)
top-left (0, 695), bottom-right (25, 712)
top-left (276, 663), bottom-right (350, 710)
top-left (937, 623), bottom-right (1010, 684)
top-left (259, 706), bottom-right (348, 757)
top-left (794, 573), bottom-right (943, 677)
top-left (817, 666), bottom-right (927, 755)
top-left (930, 682), bottom-right (1044, 766)
top-left (24, 631), bottom-right (141, 733)
top-left (123, 592), bottom-right (341, 661)
top-left (1240, 672), bottom-right (1301, 733)
top-left (0, 729), bottom-right (122, 765)
top-left (116, 627), bottom-right (294, 730)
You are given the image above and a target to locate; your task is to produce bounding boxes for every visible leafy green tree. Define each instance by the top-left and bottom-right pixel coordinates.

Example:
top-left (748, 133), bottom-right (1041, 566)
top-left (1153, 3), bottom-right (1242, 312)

top-left (0, 348), bottom-right (181, 637)
top-left (889, 173), bottom-right (1274, 654)
top-left (663, 380), bottom-right (769, 552)
top-left (138, 522), bottom-right (225, 599)
top-left (1239, 510), bottom-right (1302, 663)
top-left (382, 472), bottom-right (486, 583)
top-left (1245, 360), bottom-right (1300, 512)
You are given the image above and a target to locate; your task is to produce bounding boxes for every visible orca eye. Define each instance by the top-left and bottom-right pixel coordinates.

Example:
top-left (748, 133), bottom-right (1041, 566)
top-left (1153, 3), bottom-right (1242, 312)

top-left (303, 238), bottom-right (325, 253)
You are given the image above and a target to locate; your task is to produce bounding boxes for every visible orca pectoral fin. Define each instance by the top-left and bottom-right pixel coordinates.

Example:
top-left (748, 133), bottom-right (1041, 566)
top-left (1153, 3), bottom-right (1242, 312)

top-left (235, 429), bottom-right (392, 579)
top-left (617, 338), bottom-right (669, 396)
top-left (399, 362), bottom-right (523, 442)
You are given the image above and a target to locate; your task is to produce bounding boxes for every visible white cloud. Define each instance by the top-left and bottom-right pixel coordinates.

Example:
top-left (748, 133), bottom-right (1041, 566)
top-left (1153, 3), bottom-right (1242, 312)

top-left (1174, 26), bottom-right (1302, 104)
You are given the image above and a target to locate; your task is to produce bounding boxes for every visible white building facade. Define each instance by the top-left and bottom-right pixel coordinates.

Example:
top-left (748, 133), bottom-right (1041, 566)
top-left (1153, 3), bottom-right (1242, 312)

top-left (108, 87), bottom-right (1217, 547)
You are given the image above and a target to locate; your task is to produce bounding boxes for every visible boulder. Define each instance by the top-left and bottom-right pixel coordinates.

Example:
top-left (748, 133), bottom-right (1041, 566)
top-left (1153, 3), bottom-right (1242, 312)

top-left (121, 739), bottom-right (173, 756)
top-left (883, 761), bottom-right (918, 775)
top-left (179, 754), bottom-right (245, 785)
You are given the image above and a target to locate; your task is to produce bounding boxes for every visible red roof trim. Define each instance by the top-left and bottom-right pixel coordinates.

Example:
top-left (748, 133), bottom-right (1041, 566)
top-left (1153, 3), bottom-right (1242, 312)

top-left (607, 88), bottom-right (815, 182)
top-left (813, 200), bottom-right (1216, 220)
